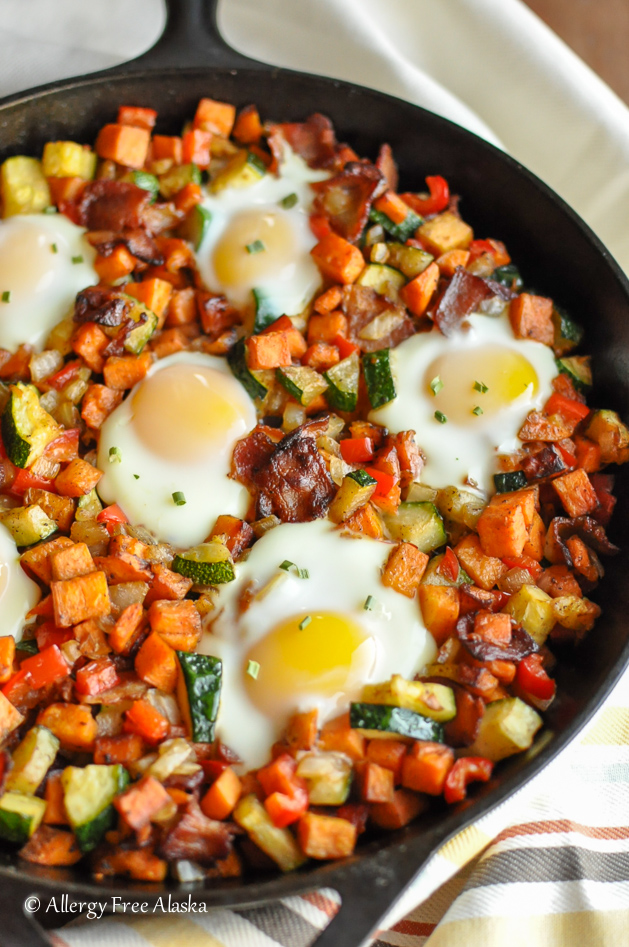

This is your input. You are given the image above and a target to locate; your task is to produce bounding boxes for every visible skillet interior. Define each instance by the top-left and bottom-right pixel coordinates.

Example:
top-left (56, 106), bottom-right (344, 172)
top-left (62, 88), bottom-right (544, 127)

top-left (0, 9), bottom-right (629, 946)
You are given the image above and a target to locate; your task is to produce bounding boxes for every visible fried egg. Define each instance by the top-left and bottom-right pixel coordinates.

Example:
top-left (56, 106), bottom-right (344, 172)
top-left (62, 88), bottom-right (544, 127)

top-left (0, 213), bottom-right (97, 352)
top-left (0, 523), bottom-right (40, 641)
top-left (196, 143), bottom-right (329, 317)
top-left (369, 311), bottom-right (558, 494)
top-left (198, 519), bottom-right (435, 769)
top-left (96, 352), bottom-right (257, 548)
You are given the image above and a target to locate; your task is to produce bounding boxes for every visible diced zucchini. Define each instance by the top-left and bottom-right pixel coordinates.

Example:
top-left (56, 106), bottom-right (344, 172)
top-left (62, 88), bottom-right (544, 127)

top-left (177, 204), bottom-right (212, 249)
top-left (15, 638), bottom-right (38, 656)
top-left (356, 264), bottom-right (406, 303)
top-left (324, 351), bottom-right (359, 412)
top-left (123, 170), bottom-right (159, 200)
top-left (350, 702), bottom-right (445, 742)
top-left (158, 162), bottom-right (201, 199)
top-left (417, 213), bottom-right (473, 256)
top-left (296, 752), bottom-right (352, 805)
top-left (120, 297), bottom-right (159, 354)
top-left (420, 552), bottom-right (472, 586)
top-left (0, 505), bottom-right (57, 546)
top-left (1, 382), bottom-right (61, 468)
top-left (504, 584), bottom-right (554, 646)
top-left (361, 674), bottom-right (456, 722)
top-left (42, 142), bottom-right (97, 180)
top-left (385, 501), bottom-right (446, 553)
top-left (75, 488), bottom-right (103, 522)
top-left (252, 287), bottom-right (279, 333)
top-left (1, 156), bottom-right (51, 216)
top-left (328, 469), bottom-right (377, 524)
top-left (172, 541), bottom-right (235, 585)
top-left (276, 366), bottom-right (328, 406)
top-left (585, 409), bottom-right (629, 465)
top-left (435, 485), bottom-right (485, 530)
top-left (493, 471), bottom-right (528, 493)
top-left (552, 306), bottom-right (583, 355)
top-left (62, 764), bottom-right (129, 852)
top-left (5, 725), bottom-right (59, 795)
top-left (228, 337), bottom-right (269, 401)
top-left (176, 651), bottom-right (222, 743)
top-left (556, 355), bottom-right (592, 392)
top-left (362, 349), bottom-right (396, 409)
top-left (384, 243), bottom-right (434, 280)
top-left (405, 482), bottom-right (439, 503)
top-left (491, 264), bottom-right (523, 292)
top-left (233, 794), bottom-right (306, 871)
top-left (0, 792), bottom-right (46, 843)
top-left (468, 696), bottom-right (542, 761)
top-left (368, 205), bottom-right (423, 242)
top-left (210, 150), bottom-right (266, 194)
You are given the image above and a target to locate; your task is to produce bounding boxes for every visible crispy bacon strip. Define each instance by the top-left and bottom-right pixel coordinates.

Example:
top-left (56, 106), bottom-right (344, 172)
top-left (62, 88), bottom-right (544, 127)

top-left (86, 229), bottom-right (164, 265)
top-left (343, 285), bottom-right (415, 352)
top-left (433, 267), bottom-right (514, 336)
top-left (268, 113), bottom-right (339, 169)
top-left (159, 798), bottom-right (233, 864)
top-left (520, 444), bottom-right (567, 482)
top-left (76, 180), bottom-right (152, 232)
top-left (544, 515), bottom-right (619, 566)
top-left (74, 286), bottom-right (129, 327)
top-left (312, 161), bottom-right (385, 243)
top-left (455, 613), bottom-right (538, 663)
top-left (375, 143), bottom-right (398, 193)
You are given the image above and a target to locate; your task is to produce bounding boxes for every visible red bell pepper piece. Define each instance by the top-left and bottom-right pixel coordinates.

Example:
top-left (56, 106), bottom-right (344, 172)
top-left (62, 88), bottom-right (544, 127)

top-left (501, 556), bottom-right (543, 580)
top-left (340, 437), bottom-right (374, 464)
top-left (400, 175), bottom-right (450, 216)
top-left (10, 468), bottom-right (56, 497)
top-left (544, 392), bottom-right (590, 425)
top-left (333, 334), bottom-right (359, 360)
top-left (467, 239), bottom-right (496, 264)
top-left (200, 759), bottom-right (231, 782)
top-left (336, 802), bottom-right (369, 834)
top-left (1, 669), bottom-right (32, 705)
top-left (75, 658), bottom-right (120, 697)
top-left (44, 428), bottom-right (80, 463)
top-left (309, 214), bottom-right (332, 241)
top-left (258, 753), bottom-right (309, 828)
top-left (264, 786), bottom-right (309, 828)
top-left (117, 105), bottom-right (158, 131)
top-left (555, 441), bottom-right (577, 468)
top-left (19, 645), bottom-right (70, 689)
top-left (516, 654), bottom-right (556, 701)
top-left (364, 467), bottom-right (396, 498)
top-left (443, 757), bottom-right (493, 804)
top-left (437, 547), bottom-right (460, 583)
top-left (97, 503), bottom-right (129, 534)
top-left (46, 360), bottom-right (82, 392)
top-left (35, 622), bottom-right (73, 651)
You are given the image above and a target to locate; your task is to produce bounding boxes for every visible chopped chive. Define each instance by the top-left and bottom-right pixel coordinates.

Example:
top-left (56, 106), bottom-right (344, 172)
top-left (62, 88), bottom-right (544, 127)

top-left (44, 205), bottom-right (57, 214)
top-left (51, 243), bottom-right (58, 254)
top-left (246, 239), bottom-right (265, 255)
top-left (472, 405), bottom-right (484, 416)
top-left (172, 491), bottom-right (186, 506)
top-left (133, 474), bottom-right (140, 480)
top-left (473, 380), bottom-right (488, 393)
top-left (430, 376), bottom-right (443, 396)
top-left (108, 446), bottom-right (122, 464)
top-left (280, 193), bottom-right (298, 209)
top-left (71, 255), bottom-right (84, 265)
top-left (364, 595), bottom-right (375, 611)
top-left (246, 660), bottom-right (260, 680)
top-left (298, 615), bottom-right (311, 631)
top-left (434, 410), bottom-right (448, 424)
top-left (1, 291), bottom-right (10, 303)
top-left (279, 560), bottom-right (309, 579)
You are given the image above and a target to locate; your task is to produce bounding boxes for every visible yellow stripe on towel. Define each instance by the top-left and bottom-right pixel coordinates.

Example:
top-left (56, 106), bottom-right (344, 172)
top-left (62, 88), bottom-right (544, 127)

top-left (580, 707), bottom-right (629, 745)
top-left (126, 916), bottom-right (225, 947)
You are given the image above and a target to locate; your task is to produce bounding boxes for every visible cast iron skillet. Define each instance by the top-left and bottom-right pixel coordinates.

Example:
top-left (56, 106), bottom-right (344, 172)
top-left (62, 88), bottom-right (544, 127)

top-left (2, 2), bottom-right (629, 945)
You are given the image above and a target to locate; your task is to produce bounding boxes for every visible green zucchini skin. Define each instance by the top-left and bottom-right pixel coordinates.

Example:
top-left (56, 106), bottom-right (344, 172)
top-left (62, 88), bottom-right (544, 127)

top-left (227, 338), bottom-right (268, 400)
top-left (368, 206), bottom-right (423, 242)
top-left (252, 288), bottom-right (279, 333)
top-left (349, 702), bottom-right (445, 742)
top-left (556, 355), bottom-right (592, 391)
top-left (63, 764), bottom-right (130, 853)
top-left (177, 652), bottom-right (222, 743)
top-left (552, 306), bottom-right (583, 355)
top-left (172, 554), bottom-right (235, 585)
top-left (491, 263), bottom-right (523, 292)
top-left (348, 469), bottom-right (377, 488)
top-left (362, 349), bottom-right (396, 408)
top-left (0, 792), bottom-right (47, 844)
top-left (493, 470), bottom-right (528, 493)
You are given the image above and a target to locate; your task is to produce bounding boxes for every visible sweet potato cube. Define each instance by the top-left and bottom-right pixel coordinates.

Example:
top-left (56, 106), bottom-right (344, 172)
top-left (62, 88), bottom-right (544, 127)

top-left (318, 712), bottom-right (365, 761)
top-left (382, 542), bottom-right (428, 598)
top-left (103, 352), bottom-right (153, 391)
top-left (114, 775), bottom-right (171, 830)
top-left (147, 600), bottom-right (201, 652)
top-left (401, 741), bottom-right (454, 795)
top-left (297, 812), bottom-right (357, 859)
top-left (51, 571), bottom-right (110, 627)
top-left (200, 767), bottom-right (242, 821)
top-left (43, 771), bottom-right (68, 825)
top-left (417, 585), bottom-right (460, 645)
top-left (124, 278), bottom-right (173, 324)
top-left (369, 788), bottom-right (426, 830)
top-left (366, 739), bottom-right (407, 784)
top-left (72, 322), bottom-right (109, 373)
top-left (454, 534), bottom-right (508, 590)
top-left (144, 564), bottom-right (192, 606)
top-left (95, 123), bottom-right (150, 169)
top-left (37, 703), bottom-right (97, 751)
top-left (400, 262), bottom-right (439, 317)
top-left (310, 233), bottom-right (365, 284)
top-left (135, 631), bottom-right (178, 692)
top-left (355, 761), bottom-right (395, 803)
top-left (286, 709), bottom-right (318, 751)
top-left (474, 610), bottom-right (512, 646)
top-left (246, 332), bottom-right (292, 370)
top-left (0, 690), bottom-right (24, 741)
top-left (194, 97), bottom-right (236, 136)
top-left (523, 511), bottom-right (545, 561)
top-left (20, 536), bottom-right (74, 584)
top-left (109, 602), bottom-right (146, 655)
top-left (552, 468), bottom-right (599, 518)
top-left (509, 293), bottom-right (554, 345)
top-left (477, 503), bottom-right (528, 560)
top-left (55, 458), bottom-right (103, 498)
top-left (81, 384), bottom-right (123, 430)
top-left (0, 637), bottom-right (15, 684)
top-left (23, 489), bottom-right (74, 533)
top-left (51, 542), bottom-right (95, 582)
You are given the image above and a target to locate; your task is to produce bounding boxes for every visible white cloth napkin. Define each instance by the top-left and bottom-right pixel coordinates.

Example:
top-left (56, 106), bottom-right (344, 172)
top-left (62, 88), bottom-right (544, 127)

top-left (2, 0), bottom-right (629, 937)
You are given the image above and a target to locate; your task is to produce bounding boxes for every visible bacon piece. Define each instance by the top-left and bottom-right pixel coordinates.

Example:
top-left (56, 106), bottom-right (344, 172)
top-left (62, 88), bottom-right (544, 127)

top-left (544, 515), bottom-right (618, 566)
top-left (196, 292), bottom-right (242, 339)
top-left (231, 426), bottom-right (280, 489)
top-left (86, 229), bottom-right (163, 265)
top-left (433, 267), bottom-right (514, 336)
top-left (76, 180), bottom-right (152, 232)
top-left (74, 285), bottom-right (129, 327)
top-left (520, 444), bottom-right (567, 482)
top-left (342, 285), bottom-right (415, 352)
top-left (158, 797), bottom-right (233, 864)
top-left (456, 612), bottom-right (538, 663)
top-left (375, 143), bottom-right (398, 193)
top-left (269, 113), bottom-right (339, 169)
top-left (312, 161), bottom-right (385, 243)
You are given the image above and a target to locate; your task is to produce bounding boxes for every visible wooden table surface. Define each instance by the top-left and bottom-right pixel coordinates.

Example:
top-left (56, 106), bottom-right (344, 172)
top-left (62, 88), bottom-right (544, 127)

top-left (524, 0), bottom-right (629, 105)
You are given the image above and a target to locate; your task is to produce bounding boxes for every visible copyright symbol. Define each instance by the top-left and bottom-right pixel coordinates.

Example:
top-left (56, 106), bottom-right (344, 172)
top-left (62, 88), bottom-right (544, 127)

top-left (24, 896), bottom-right (40, 913)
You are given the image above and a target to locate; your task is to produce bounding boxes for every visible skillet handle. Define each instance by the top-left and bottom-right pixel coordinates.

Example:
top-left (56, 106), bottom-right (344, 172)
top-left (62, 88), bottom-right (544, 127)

top-left (310, 848), bottom-right (432, 947)
top-left (109, 0), bottom-right (264, 74)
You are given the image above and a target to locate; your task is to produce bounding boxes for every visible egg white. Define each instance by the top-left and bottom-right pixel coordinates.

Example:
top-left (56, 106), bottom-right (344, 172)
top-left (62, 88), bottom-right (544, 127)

top-left (96, 351), bottom-right (257, 548)
top-left (196, 143), bottom-right (329, 316)
top-left (0, 213), bottom-right (97, 352)
top-left (198, 519), bottom-right (435, 769)
top-left (369, 311), bottom-right (558, 495)
top-left (0, 523), bottom-right (40, 641)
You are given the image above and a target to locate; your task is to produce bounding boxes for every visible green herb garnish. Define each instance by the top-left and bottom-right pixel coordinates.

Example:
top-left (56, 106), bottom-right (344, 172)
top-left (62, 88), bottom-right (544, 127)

top-left (246, 240), bottom-right (265, 255)
top-left (472, 406), bottom-right (484, 416)
top-left (434, 410), bottom-right (448, 424)
top-left (430, 376), bottom-right (443, 396)
top-left (1, 291), bottom-right (10, 303)
top-left (246, 660), bottom-right (260, 680)
top-left (298, 616), bottom-right (312, 631)
top-left (172, 491), bottom-right (186, 506)
top-left (108, 446), bottom-right (122, 464)
top-left (71, 255), bottom-right (84, 265)
top-left (279, 560), bottom-right (309, 579)
top-left (280, 193), bottom-right (298, 209)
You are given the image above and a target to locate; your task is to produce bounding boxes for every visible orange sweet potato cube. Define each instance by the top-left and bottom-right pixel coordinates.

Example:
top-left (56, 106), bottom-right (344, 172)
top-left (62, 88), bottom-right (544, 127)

top-left (310, 233), bottom-right (365, 284)
top-left (382, 542), bottom-right (428, 598)
top-left (552, 468), bottom-right (599, 518)
top-left (400, 262), bottom-right (439, 317)
top-left (194, 97), bottom-right (236, 136)
top-left (50, 542), bottom-right (95, 582)
top-left (147, 600), bottom-right (201, 652)
top-left (509, 293), bottom-right (554, 345)
top-left (95, 123), bottom-right (150, 169)
top-left (454, 534), bottom-right (508, 590)
top-left (417, 585), bottom-right (460, 645)
top-left (51, 571), bottom-right (111, 627)
top-left (55, 458), bottom-right (103, 498)
top-left (135, 631), bottom-right (178, 692)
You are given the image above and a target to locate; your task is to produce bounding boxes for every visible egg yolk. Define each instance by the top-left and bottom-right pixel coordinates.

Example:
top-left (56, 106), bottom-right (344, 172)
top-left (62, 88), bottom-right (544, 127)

top-left (426, 344), bottom-right (539, 424)
top-left (244, 612), bottom-right (376, 714)
top-left (131, 363), bottom-right (254, 463)
top-left (213, 208), bottom-right (297, 289)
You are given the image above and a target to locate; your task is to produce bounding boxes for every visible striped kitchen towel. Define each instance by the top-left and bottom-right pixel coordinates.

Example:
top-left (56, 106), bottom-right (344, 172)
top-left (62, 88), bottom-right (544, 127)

top-left (51, 666), bottom-right (629, 947)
